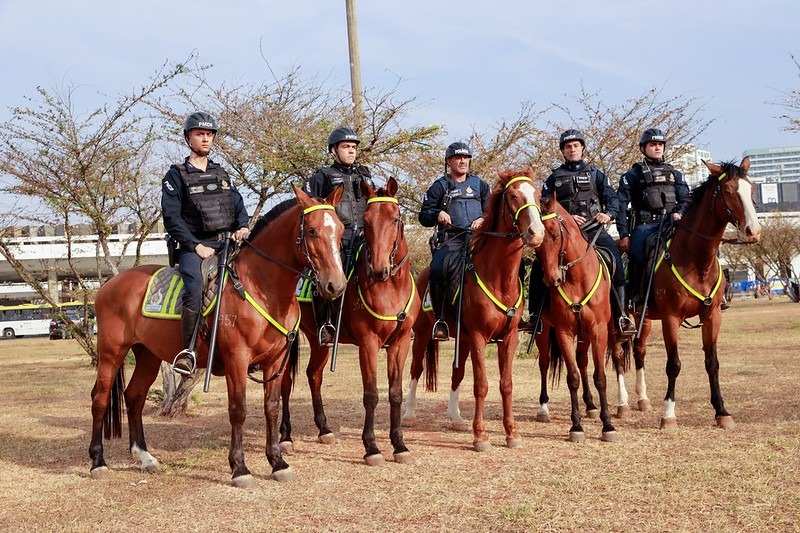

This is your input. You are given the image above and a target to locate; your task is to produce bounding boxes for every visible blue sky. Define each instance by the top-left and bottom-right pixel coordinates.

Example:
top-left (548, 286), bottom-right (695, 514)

top-left (1, 0), bottom-right (798, 163)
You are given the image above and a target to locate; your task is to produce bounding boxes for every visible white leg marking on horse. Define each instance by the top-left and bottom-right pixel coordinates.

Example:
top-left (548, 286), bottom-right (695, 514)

top-left (403, 378), bottom-right (418, 420)
top-left (663, 399), bottom-right (677, 419)
top-left (636, 368), bottom-right (648, 401)
top-left (617, 374), bottom-right (629, 407)
top-left (447, 387), bottom-right (464, 424)
top-left (536, 402), bottom-right (550, 418)
top-left (131, 443), bottom-right (160, 473)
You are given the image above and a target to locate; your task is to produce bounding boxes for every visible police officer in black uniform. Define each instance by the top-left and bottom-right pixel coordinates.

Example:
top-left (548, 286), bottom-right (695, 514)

top-left (523, 129), bottom-right (635, 337)
top-left (418, 142), bottom-right (490, 341)
top-left (617, 127), bottom-right (691, 300)
top-left (303, 126), bottom-right (375, 345)
top-left (162, 112), bottom-right (251, 375)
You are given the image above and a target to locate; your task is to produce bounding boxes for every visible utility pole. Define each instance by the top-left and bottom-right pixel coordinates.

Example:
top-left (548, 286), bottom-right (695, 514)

top-left (345, 0), bottom-right (364, 129)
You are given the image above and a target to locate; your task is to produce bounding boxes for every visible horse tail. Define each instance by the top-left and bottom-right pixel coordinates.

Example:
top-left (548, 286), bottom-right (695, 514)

top-left (104, 367), bottom-right (126, 440)
top-left (424, 339), bottom-right (439, 393)
top-left (548, 327), bottom-right (563, 387)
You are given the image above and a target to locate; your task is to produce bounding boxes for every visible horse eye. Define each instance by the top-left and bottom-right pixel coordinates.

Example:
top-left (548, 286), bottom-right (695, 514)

top-left (308, 228), bottom-right (317, 237)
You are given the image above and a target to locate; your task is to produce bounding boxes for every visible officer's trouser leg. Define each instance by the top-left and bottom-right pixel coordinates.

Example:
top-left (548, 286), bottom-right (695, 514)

top-left (429, 283), bottom-right (450, 341)
top-left (173, 308), bottom-right (200, 376)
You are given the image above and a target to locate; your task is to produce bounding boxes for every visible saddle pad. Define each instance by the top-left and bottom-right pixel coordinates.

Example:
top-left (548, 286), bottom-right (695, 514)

top-left (296, 275), bottom-right (314, 303)
top-left (142, 267), bottom-right (184, 319)
top-left (422, 285), bottom-right (432, 312)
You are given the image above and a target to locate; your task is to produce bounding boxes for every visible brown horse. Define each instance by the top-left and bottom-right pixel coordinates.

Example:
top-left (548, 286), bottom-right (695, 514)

top-left (532, 194), bottom-right (621, 442)
top-left (280, 177), bottom-right (421, 465)
top-left (403, 169), bottom-right (545, 451)
top-left (88, 186), bottom-right (347, 487)
top-left (618, 158), bottom-right (761, 428)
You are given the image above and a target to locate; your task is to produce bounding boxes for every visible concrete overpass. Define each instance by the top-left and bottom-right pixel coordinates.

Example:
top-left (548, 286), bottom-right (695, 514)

top-left (0, 227), bottom-right (169, 303)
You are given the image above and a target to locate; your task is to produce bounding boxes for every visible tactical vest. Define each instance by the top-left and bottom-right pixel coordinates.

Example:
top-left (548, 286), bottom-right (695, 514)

top-left (319, 166), bottom-right (370, 229)
top-left (437, 174), bottom-right (484, 239)
top-left (550, 166), bottom-right (600, 218)
top-left (637, 162), bottom-right (677, 219)
top-left (173, 163), bottom-right (236, 235)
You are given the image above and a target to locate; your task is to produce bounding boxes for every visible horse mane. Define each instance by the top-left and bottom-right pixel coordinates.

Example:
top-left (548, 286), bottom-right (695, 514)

top-left (250, 198), bottom-right (298, 238)
top-left (688, 160), bottom-right (743, 209)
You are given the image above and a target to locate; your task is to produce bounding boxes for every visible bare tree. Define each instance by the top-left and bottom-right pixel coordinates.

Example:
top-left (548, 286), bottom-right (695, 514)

top-left (776, 54), bottom-right (800, 133)
top-left (736, 214), bottom-right (800, 294)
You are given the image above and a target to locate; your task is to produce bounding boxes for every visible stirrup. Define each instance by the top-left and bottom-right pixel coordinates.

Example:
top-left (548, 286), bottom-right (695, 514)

top-left (172, 348), bottom-right (197, 376)
top-left (617, 316), bottom-right (637, 338)
top-left (318, 323), bottom-right (336, 347)
top-left (431, 319), bottom-right (450, 341)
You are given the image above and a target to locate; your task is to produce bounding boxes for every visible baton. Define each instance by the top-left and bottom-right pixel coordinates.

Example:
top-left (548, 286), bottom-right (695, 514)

top-left (203, 231), bottom-right (231, 392)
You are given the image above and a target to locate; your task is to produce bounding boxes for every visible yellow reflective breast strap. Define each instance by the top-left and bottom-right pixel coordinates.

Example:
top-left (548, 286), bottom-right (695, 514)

top-left (472, 270), bottom-right (524, 313)
top-left (657, 239), bottom-right (724, 302)
top-left (557, 257), bottom-right (604, 308)
top-left (357, 271), bottom-right (417, 321)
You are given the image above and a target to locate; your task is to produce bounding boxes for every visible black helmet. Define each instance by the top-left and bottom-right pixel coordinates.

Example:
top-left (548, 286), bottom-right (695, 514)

top-left (183, 112), bottom-right (218, 136)
top-left (559, 129), bottom-right (586, 150)
top-left (639, 128), bottom-right (666, 146)
top-left (327, 127), bottom-right (360, 151)
top-left (445, 142), bottom-right (472, 161)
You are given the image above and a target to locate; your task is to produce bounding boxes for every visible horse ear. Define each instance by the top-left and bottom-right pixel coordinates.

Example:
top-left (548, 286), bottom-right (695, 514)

top-left (740, 156), bottom-right (750, 173)
top-left (702, 159), bottom-right (723, 177)
top-left (294, 185), bottom-right (313, 207)
top-left (542, 193), bottom-right (555, 211)
top-left (326, 183), bottom-right (345, 207)
top-left (385, 176), bottom-right (398, 197)
top-left (360, 178), bottom-right (375, 199)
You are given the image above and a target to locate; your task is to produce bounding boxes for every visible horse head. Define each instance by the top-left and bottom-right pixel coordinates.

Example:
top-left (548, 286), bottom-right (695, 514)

top-left (360, 177), bottom-right (404, 282)
top-left (293, 185), bottom-right (348, 298)
top-left (702, 157), bottom-right (761, 243)
top-left (495, 169), bottom-right (545, 248)
top-left (536, 193), bottom-right (572, 287)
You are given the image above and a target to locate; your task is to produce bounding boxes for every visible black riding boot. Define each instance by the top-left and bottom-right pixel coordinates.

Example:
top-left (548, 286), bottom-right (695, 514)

top-left (613, 286), bottom-right (636, 338)
top-left (173, 308), bottom-right (199, 376)
top-left (314, 296), bottom-right (336, 346)
top-left (430, 284), bottom-right (449, 341)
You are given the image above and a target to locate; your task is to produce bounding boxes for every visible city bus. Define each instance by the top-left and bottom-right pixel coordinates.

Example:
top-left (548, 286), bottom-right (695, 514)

top-left (0, 301), bottom-right (95, 340)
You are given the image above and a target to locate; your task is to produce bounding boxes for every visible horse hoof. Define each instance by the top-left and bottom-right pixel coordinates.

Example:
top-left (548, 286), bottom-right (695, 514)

top-left (601, 431), bottom-right (618, 443)
top-left (473, 440), bottom-right (492, 452)
top-left (318, 433), bottom-right (336, 445)
top-left (393, 451), bottom-right (415, 465)
top-left (401, 414), bottom-right (416, 426)
top-left (586, 409), bottom-right (600, 420)
top-left (568, 431), bottom-right (585, 443)
top-left (615, 405), bottom-right (630, 418)
top-left (141, 462), bottom-right (160, 474)
top-left (451, 421), bottom-right (469, 432)
top-left (364, 453), bottom-right (385, 466)
top-left (279, 441), bottom-right (294, 455)
top-left (90, 466), bottom-right (110, 480)
top-left (716, 415), bottom-right (736, 429)
top-left (271, 467), bottom-right (296, 483)
top-left (506, 436), bottom-right (524, 449)
top-left (660, 417), bottom-right (678, 430)
top-left (637, 399), bottom-right (652, 412)
top-left (231, 474), bottom-right (257, 488)
top-left (535, 413), bottom-right (550, 423)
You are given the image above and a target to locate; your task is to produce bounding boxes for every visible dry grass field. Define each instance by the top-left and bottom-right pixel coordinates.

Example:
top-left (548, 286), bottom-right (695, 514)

top-left (0, 297), bottom-right (798, 532)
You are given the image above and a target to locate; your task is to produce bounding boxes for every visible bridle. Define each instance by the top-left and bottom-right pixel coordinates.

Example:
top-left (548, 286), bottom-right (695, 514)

top-left (363, 196), bottom-right (409, 277)
top-left (675, 170), bottom-right (751, 244)
top-left (539, 209), bottom-right (601, 284)
top-left (500, 176), bottom-right (542, 237)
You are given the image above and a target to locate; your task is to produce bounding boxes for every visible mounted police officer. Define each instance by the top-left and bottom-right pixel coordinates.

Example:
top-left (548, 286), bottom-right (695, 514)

top-left (522, 129), bottom-right (635, 337)
top-left (303, 126), bottom-right (375, 345)
top-left (617, 127), bottom-right (691, 300)
top-left (162, 112), bottom-right (251, 375)
top-left (419, 142), bottom-right (490, 341)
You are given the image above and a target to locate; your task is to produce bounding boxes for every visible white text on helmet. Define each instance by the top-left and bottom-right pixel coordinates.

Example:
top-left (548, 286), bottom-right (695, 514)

top-left (453, 148), bottom-right (470, 155)
top-left (197, 122), bottom-right (214, 128)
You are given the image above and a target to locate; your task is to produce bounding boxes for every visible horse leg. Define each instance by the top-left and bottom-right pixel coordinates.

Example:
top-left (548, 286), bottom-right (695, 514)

top-left (306, 341), bottom-right (336, 444)
top-left (469, 338), bottom-right (492, 452)
top-left (448, 345), bottom-right (469, 432)
top-left (386, 336), bottom-right (413, 463)
top-left (126, 346), bottom-right (162, 473)
top-left (263, 375), bottom-right (294, 482)
top-left (279, 362), bottom-right (294, 454)
top-left (535, 330), bottom-right (551, 423)
top-left (702, 313), bottom-right (735, 429)
top-left (611, 335), bottom-right (631, 418)
top-left (403, 321), bottom-right (430, 424)
top-left (576, 340), bottom-right (599, 419)
top-left (225, 370), bottom-right (256, 487)
top-left (660, 317), bottom-right (682, 429)
top-left (358, 342), bottom-right (384, 466)
top-left (633, 318), bottom-right (652, 412)
top-left (497, 333), bottom-right (521, 449)
top-left (558, 333), bottom-right (584, 443)
top-left (590, 326), bottom-right (617, 442)
top-left (89, 344), bottom-right (129, 478)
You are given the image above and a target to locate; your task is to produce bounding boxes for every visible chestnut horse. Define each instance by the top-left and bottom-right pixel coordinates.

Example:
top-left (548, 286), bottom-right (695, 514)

top-left (618, 158), bottom-right (760, 429)
top-left (89, 186), bottom-right (347, 487)
top-left (403, 169), bottom-right (545, 451)
top-left (280, 177), bottom-right (422, 465)
top-left (532, 194), bottom-right (622, 442)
